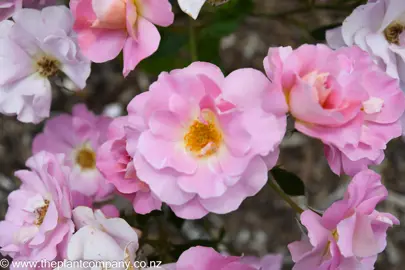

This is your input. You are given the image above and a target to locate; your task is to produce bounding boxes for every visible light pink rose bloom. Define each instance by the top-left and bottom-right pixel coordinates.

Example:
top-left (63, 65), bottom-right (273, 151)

top-left (264, 45), bottom-right (405, 176)
top-left (55, 206), bottom-right (139, 270)
top-left (0, 0), bottom-right (56, 21)
top-left (123, 62), bottom-right (286, 219)
top-left (326, 0), bottom-right (405, 87)
top-left (32, 104), bottom-right (115, 203)
top-left (97, 116), bottom-right (162, 214)
top-left (0, 151), bottom-right (74, 267)
top-left (70, 0), bottom-right (174, 77)
top-left (151, 246), bottom-right (282, 270)
top-left (0, 6), bottom-right (90, 123)
top-left (288, 170), bottom-right (399, 270)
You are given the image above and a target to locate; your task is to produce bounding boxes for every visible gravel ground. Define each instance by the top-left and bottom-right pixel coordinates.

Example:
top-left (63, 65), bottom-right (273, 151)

top-left (1, 0), bottom-right (404, 269)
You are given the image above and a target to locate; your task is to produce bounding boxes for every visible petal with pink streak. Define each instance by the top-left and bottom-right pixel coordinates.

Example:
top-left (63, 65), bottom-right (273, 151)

top-left (170, 197), bottom-right (209, 220)
top-left (122, 17), bottom-right (160, 77)
top-left (181, 61), bottom-right (225, 87)
top-left (132, 191), bottom-right (162, 214)
top-left (77, 28), bottom-right (127, 63)
top-left (149, 111), bottom-right (183, 140)
top-left (177, 164), bottom-right (227, 199)
top-left (221, 68), bottom-right (271, 110)
top-left (92, 0), bottom-right (126, 29)
top-left (300, 210), bottom-right (330, 248)
top-left (137, 0), bottom-right (174, 27)
top-left (138, 131), bottom-right (197, 174)
top-left (200, 157), bottom-right (267, 214)
top-left (295, 113), bottom-right (363, 149)
top-left (134, 153), bottom-right (194, 205)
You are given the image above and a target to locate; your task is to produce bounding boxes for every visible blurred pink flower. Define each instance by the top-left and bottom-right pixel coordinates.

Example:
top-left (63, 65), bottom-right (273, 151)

top-left (70, 0), bottom-right (174, 77)
top-left (33, 104), bottom-right (115, 203)
top-left (122, 62), bottom-right (286, 219)
top-left (0, 0), bottom-right (56, 21)
top-left (55, 206), bottom-right (139, 270)
top-left (264, 45), bottom-right (405, 176)
top-left (0, 6), bottom-right (90, 124)
top-left (288, 170), bottom-right (399, 270)
top-left (326, 0), bottom-right (405, 87)
top-left (97, 116), bottom-right (162, 214)
top-left (151, 246), bottom-right (283, 270)
top-left (0, 152), bottom-right (74, 265)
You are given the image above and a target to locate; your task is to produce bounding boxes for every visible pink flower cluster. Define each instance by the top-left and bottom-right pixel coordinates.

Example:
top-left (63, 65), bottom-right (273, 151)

top-left (97, 62), bottom-right (287, 219)
top-left (265, 44), bottom-right (405, 176)
top-left (0, 0), bottom-right (404, 269)
top-left (289, 170), bottom-right (398, 269)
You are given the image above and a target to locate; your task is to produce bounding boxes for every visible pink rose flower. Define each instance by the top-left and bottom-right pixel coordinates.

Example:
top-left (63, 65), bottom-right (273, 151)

top-left (0, 6), bottom-right (90, 123)
top-left (264, 45), bottom-right (405, 176)
top-left (326, 0), bottom-right (405, 87)
top-left (0, 152), bottom-right (74, 265)
top-left (121, 62), bottom-right (286, 219)
top-left (0, 0), bottom-right (56, 21)
top-left (32, 104), bottom-right (115, 203)
top-left (55, 206), bottom-right (139, 270)
top-left (97, 116), bottom-right (162, 214)
top-left (70, 0), bottom-right (174, 77)
top-left (288, 170), bottom-right (399, 270)
top-left (151, 246), bottom-right (283, 270)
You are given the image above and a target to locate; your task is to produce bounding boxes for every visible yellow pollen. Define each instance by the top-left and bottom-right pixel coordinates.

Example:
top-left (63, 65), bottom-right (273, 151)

top-left (384, 21), bottom-right (404, 45)
top-left (34, 199), bottom-right (50, 226)
top-left (184, 113), bottom-right (222, 158)
top-left (36, 56), bottom-right (60, 78)
top-left (322, 229), bottom-right (339, 258)
top-left (76, 148), bottom-right (96, 170)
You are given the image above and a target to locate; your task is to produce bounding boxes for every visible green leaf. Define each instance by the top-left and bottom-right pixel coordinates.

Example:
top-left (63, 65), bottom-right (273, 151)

top-left (310, 23), bottom-right (342, 41)
top-left (138, 29), bottom-right (189, 75)
top-left (270, 167), bottom-right (305, 196)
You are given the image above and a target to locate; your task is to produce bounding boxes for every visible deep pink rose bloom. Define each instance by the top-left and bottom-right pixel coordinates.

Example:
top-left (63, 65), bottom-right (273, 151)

top-left (288, 170), bottom-right (399, 270)
top-left (0, 152), bottom-right (74, 267)
top-left (0, 0), bottom-right (56, 21)
top-left (121, 62), bottom-right (286, 219)
top-left (97, 116), bottom-right (162, 214)
top-left (264, 45), bottom-right (405, 176)
top-left (152, 246), bottom-right (283, 270)
top-left (70, 0), bottom-right (174, 77)
top-left (32, 104), bottom-right (115, 203)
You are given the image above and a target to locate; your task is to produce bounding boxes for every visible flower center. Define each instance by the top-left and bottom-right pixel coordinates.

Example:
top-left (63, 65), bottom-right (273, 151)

top-left (76, 148), bottom-right (96, 170)
top-left (184, 111), bottom-right (222, 158)
top-left (36, 56), bottom-right (60, 78)
top-left (34, 199), bottom-right (50, 226)
top-left (384, 21), bottom-right (404, 45)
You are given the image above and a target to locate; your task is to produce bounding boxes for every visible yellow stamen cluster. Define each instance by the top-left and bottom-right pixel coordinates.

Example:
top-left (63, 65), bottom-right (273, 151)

top-left (34, 199), bottom-right (50, 226)
top-left (384, 21), bottom-right (404, 45)
top-left (36, 56), bottom-right (60, 78)
top-left (184, 115), bottom-right (222, 158)
top-left (76, 148), bottom-right (96, 170)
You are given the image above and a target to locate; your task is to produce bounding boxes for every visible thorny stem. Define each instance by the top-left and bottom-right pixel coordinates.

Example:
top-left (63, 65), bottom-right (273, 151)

top-left (268, 172), bottom-right (305, 214)
top-left (188, 17), bottom-right (198, 62)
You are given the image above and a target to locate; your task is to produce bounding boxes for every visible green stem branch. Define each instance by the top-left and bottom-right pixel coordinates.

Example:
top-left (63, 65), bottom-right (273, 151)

top-left (268, 173), bottom-right (304, 214)
top-left (188, 18), bottom-right (198, 62)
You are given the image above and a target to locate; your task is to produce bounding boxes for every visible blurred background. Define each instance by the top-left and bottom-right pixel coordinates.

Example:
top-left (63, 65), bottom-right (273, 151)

top-left (1, 0), bottom-right (404, 269)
